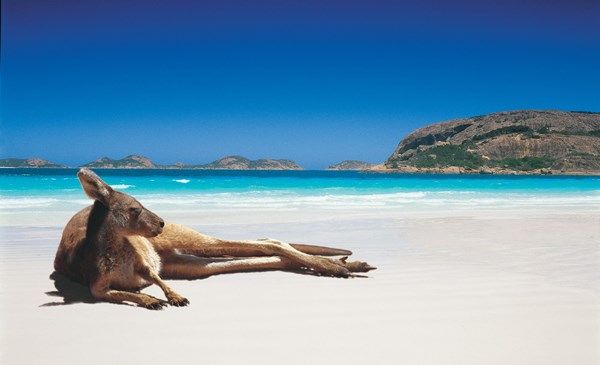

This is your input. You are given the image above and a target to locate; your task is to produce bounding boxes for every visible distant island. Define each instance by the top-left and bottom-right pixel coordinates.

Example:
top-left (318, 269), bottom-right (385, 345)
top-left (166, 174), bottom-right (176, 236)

top-left (188, 155), bottom-right (302, 170)
top-left (328, 160), bottom-right (376, 170)
top-left (0, 154), bottom-right (302, 170)
top-left (79, 155), bottom-right (302, 170)
top-left (0, 158), bottom-right (66, 168)
top-left (82, 155), bottom-right (157, 169)
top-left (381, 110), bottom-right (600, 175)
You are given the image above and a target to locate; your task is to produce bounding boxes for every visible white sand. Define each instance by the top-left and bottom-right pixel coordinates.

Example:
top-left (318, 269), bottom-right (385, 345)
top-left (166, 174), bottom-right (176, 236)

top-left (0, 208), bottom-right (599, 364)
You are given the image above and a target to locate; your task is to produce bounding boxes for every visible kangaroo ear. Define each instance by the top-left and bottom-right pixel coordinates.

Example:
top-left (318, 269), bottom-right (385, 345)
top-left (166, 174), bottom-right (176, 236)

top-left (77, 168), bottom-right (113, 206)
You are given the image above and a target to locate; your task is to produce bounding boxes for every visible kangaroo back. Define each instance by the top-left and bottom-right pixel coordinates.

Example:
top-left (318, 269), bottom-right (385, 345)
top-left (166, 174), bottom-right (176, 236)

top-left (54, 205), bottom-right (98, 284)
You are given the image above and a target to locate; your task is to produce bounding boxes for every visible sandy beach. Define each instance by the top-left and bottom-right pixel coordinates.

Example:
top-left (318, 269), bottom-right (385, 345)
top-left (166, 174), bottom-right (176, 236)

top-left (1, 205), bottom-right (598, 365)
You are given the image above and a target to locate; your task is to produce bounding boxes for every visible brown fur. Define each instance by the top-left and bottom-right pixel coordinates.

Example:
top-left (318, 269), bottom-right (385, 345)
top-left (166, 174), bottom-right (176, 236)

top-left (54, 168), bottom-right (375, 309)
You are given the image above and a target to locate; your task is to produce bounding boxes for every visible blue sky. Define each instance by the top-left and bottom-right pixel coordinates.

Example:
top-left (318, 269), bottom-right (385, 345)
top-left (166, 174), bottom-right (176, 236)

top-left (2, 0), bottom-right (599, 168)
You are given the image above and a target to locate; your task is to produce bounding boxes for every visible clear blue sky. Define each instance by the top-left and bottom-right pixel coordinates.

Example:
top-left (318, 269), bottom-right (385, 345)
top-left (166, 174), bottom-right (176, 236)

top-left (2, 0), bottom-right (599, 168)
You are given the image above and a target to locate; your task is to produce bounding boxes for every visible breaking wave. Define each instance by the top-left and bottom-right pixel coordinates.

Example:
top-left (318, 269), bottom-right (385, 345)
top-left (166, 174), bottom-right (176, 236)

top-left (0, 197), bottom-right (60, 209)
top-left (2, 189), bottom-right (599, 211)
top-left (110, 184), bottom-right (135, 189)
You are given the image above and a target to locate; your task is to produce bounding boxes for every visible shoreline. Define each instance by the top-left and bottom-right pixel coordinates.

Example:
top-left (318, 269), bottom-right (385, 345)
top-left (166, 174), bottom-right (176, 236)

top-left (364, 165), bottom-right (600, 176)
top-left (2, 166), bottom-right (600, 176)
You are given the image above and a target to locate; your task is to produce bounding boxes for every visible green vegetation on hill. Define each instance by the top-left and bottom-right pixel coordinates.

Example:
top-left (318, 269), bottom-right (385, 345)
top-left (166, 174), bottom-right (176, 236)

top-left (395, 145), bottom-right (556, 172)
top-left (493, 156), bottom-right (555, 171)
top-left (408, 144), bottom-right (483, 169)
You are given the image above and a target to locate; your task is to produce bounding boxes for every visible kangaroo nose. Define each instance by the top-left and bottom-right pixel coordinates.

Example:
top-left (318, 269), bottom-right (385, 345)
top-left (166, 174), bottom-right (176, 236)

top-left (159, 220), bottom-right (165, 228)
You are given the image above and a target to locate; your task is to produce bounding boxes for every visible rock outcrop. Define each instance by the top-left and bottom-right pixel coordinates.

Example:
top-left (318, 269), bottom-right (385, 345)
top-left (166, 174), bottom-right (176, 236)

top-left (384, 110), bottom-right (600, 174)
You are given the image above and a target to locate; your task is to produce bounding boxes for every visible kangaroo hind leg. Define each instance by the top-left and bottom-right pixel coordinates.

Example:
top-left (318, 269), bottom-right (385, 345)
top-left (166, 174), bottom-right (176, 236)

top-left (152, 223), bottom-right (353, 257)
top-left (160, 253), bottom-right (295, 279)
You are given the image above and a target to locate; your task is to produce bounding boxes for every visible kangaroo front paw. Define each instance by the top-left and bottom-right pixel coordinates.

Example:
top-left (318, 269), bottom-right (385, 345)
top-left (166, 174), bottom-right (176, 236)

top-left (142, 297), bottom-right (167, 310)
top-left (167, 293), bottom-right (190, 307)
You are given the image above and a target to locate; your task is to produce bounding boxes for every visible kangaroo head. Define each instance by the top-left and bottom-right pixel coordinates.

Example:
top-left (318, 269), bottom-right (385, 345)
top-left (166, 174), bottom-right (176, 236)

top-left (77, 168), bottom-right (164, 237)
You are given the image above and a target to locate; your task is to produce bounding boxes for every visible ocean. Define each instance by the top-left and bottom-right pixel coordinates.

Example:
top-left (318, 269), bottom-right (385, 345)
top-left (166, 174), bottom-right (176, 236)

top-left (1, 168), bottom-right (599, 226)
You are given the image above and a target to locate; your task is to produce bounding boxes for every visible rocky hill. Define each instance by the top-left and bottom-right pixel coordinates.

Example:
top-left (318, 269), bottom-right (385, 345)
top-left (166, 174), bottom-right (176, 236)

top-left (384, 110), bottom-right (600, 174)
top-left (193, 156), bottom-right (302, 170)
top-left (0, 158), bottom-right (66, 168)
top-left (82, 155), bottom-right (157, 169)
top-left (328, 160), bottom-right (375, 170)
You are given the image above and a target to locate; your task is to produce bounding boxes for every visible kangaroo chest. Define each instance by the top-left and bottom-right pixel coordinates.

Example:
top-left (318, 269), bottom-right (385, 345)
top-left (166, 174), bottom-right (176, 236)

top-left (99, 236), bottom-right (162, 290)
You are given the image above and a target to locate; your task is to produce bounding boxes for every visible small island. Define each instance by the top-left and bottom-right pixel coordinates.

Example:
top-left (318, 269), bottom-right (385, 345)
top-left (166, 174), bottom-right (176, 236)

top-left (0, 154), bottom-right (303, 170)
top-left (328, 160), bottom-right (376, 170)
top-left (82, 155), bottom-right (157, 169)
top-left (188, 155), bottom-right (302, 170)
top-left (0, 158), bottom-right (66, 168)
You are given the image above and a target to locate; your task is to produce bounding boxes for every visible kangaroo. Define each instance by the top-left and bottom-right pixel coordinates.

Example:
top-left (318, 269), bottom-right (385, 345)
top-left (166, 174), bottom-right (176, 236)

top-left (54, 168), bottom-right (375, 309)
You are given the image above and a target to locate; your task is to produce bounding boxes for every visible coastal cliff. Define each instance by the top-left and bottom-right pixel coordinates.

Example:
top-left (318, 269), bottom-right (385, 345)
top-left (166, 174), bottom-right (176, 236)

top-left (384, 110), bottom-right (600, 174)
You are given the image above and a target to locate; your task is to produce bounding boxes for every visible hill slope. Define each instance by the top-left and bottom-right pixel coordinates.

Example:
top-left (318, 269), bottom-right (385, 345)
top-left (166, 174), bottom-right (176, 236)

top-left (384, 110), bottom-right (600, 174)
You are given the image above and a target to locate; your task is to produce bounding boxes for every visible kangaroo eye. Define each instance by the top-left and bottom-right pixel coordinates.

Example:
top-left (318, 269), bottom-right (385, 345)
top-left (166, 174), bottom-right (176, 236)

top-left (129, 207), bottom-right (142, 215)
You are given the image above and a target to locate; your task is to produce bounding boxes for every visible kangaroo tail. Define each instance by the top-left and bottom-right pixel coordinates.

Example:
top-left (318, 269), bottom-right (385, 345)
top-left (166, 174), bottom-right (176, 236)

top-left (289, 243), bottom-right (352, 256)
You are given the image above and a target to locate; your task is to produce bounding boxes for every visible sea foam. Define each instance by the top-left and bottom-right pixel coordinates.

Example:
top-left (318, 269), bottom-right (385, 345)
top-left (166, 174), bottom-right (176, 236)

top-left (110, 184), bottom-right (135, 189)
top-left (0, 197), bottom-right (59, 209)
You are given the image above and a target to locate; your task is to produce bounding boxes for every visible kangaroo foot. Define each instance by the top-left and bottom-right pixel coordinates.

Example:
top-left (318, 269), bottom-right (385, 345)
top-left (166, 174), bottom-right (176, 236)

top-left (141, 297), bottom-right (167, 310)
top-left (306, 256), bottom-right (352, 277)
top-left (167, 293), bottom-right (190, 307)
top-left (337, 256), bottom-right (377, 273)
top-left (257, 238), bottom-right (372, 278)
top-left (311, 257), bottom-right (376, 277)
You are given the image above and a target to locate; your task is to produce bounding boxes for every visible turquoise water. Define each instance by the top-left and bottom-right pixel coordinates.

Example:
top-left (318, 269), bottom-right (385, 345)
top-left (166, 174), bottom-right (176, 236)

top-left (2, 168), bottom-right (600, 193)
top-left (1, 169), bottom-right (599, 214)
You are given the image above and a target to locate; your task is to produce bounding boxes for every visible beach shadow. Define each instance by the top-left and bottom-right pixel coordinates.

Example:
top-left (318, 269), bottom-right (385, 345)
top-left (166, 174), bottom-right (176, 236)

top-left (40, 271), bottom-right (98, 307)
